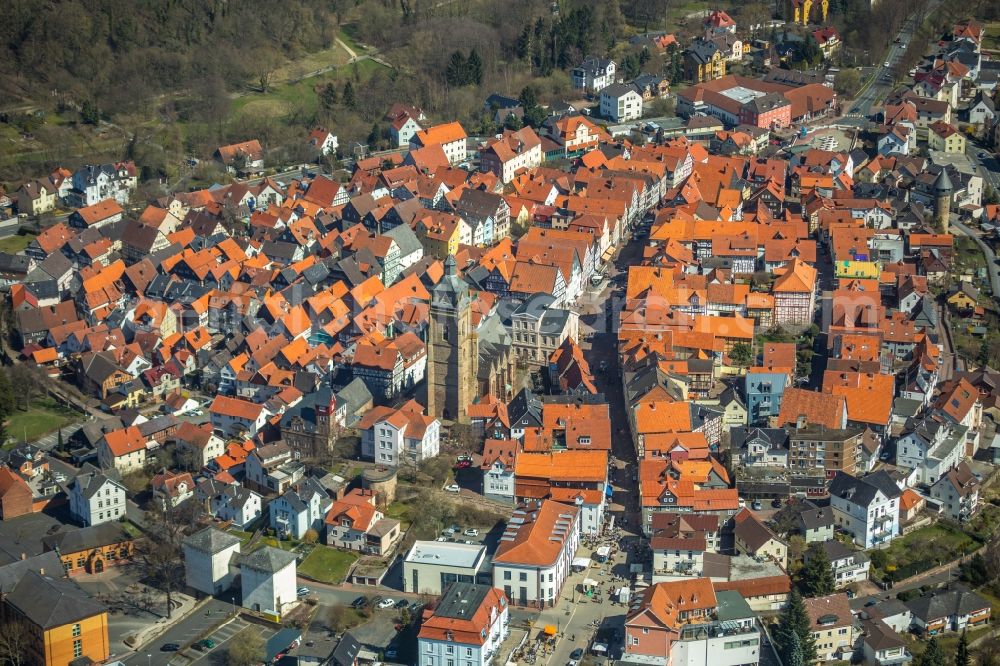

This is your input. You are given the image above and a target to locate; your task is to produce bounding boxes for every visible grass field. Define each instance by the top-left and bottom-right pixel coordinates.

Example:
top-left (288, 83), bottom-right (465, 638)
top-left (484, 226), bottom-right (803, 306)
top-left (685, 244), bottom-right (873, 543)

top-left (984, 22), bottom-right (1000, 51)
top-left (4, 397), bottom-right (80, 447)
top-left (877, 522), bottom-right (980, 580)
top-left (298, 546), bottom-right (359, 584)
top-left (230, 58), bottom-right (390, 123)
top-left (953, 236), bottom-right (988, 277)
top-left (0, 233), bottom-right (36, 254)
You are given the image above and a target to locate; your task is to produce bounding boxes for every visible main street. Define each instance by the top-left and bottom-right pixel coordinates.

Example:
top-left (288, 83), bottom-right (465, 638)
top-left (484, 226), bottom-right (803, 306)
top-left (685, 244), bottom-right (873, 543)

top-left (842, 0), bottom-right (944, 124)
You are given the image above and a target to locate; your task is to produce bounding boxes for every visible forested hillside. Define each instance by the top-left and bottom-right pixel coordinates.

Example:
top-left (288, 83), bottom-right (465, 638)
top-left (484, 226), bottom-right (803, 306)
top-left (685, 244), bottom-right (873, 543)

top-left (0, 0), bottom-right (339, 111)
top-left (1, 0), bottom-right (998, 188)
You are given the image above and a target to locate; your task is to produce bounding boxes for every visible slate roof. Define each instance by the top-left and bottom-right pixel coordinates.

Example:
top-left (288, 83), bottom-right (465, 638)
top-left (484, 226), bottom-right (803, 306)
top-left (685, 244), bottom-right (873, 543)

top-left (906, 587), bottom-right (990, 622)
top-left (0, 551), bottom-right (64, 595)
top-left (829, 470), bottom-right (901, 507)
top-left (239, 545), bottom-right (297, 573)
top-left (42, 523), bottom-right (131, 554)
top-left (6, 570), bottom-right (106, 629)
top-left (183, 526), bottom-right (242, 555)
top-left (798, 506), bottom-right (834, 531)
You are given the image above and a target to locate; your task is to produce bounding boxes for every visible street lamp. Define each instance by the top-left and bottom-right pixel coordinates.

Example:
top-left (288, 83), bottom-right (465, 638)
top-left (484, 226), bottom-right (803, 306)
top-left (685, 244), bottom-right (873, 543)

top-left (146, 654), bottom-right (151, 666)
top-left (232, 595), bottom-right (236, 616)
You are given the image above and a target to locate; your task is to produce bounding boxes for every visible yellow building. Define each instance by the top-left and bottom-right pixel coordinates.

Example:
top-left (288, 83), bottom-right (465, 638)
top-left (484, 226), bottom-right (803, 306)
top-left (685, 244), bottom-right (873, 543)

top-left (685, 38), bottom-right (727, 83)
top-left (947, 282), bottom-right (979, 311)
top-left (835, 260), bottom-right (880, 280)
top-left (417, 212), bottom-right (464, 258)
top-left (3, 570), bottom-right (110, 666)
top-left (789, 0), bottom-right (829, 25)
top-left (928, 121), bottom-right (966, 154)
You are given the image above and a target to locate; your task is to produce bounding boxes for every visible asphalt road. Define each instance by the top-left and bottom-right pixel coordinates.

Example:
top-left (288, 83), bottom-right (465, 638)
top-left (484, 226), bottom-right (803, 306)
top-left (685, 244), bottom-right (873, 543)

top-left (121, 598), bottom-right (234, 666)
top-left (966, 140), bottom-right (1000, 193)
top-left (842, 0), bottom-right (943, 123)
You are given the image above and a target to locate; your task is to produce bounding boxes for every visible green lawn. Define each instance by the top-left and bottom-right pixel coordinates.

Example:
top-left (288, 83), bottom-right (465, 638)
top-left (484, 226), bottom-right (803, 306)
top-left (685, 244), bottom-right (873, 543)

top-left (298, 546), bottom-right (359, 584)
top-left (228, 528), bottom-right (255, 546)
top-left (984, 22), bottom-right (1000, 51)
top-left (877, 523), bottom-right (980, 581)
top-left (953, 236), bottom-right (987, 277)
top-left (4, 398), bottom-right (80, 448)
top-left (230, 58), bottom-right (389, 123)
top-left (0, 233), bottom-right (36, 254)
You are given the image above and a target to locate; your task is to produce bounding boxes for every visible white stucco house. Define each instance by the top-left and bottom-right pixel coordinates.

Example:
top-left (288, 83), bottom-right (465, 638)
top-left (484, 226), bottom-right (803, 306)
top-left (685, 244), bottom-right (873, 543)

top-left (358, 400), bottom-right (440, 466)
top-left (828, 471), bottom-right (901, 549)
top-left (600, 83), bottom-right (644, 122)
top-left (182, 527), bottom-right (242, 596)
top-left (67, 468), bottom-right (127, 527)
top-left (240, 546), bottom-right (298, 616)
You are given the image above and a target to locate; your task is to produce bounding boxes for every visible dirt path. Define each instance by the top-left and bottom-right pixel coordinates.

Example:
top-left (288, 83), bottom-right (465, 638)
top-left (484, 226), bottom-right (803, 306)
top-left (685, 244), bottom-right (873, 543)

top-left (336, 37), bottom-right (358, 60)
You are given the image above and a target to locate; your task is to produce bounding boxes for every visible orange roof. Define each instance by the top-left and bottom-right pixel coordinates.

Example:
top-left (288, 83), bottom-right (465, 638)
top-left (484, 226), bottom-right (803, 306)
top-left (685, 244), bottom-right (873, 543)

top-left (629, 578), bottom-right (717, 631)
top-left (633, 400), bottom-right (691, 435)
top-left (777, 387), bottom-right (846, 429)
top-left (493, 500), bottom-right (579, 567)
top-left (900, 488), bottom-right (924, 512)
top-left (76, 198), bottom-right (124, 226)
top-left (414, 121), bottom-right (467, 147)
top-left (773, 258), bottom-right (817, 293)
top-left (515, 450), bottom-right (608, 483)
top-left (418, 587), bottom-right (508, 646)
top-left (822, 371), bottom-right (895, 426)
top-left (102, 426), bottom-right (146, 457)
top-left (209, 395), bottom-right (265, 421)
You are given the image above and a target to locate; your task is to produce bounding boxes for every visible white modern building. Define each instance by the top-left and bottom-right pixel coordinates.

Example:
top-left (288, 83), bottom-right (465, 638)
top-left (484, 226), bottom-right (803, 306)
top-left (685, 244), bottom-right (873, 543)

top-left (182, 527), bottom-right (242, 596)
top-left (403, 541), bottom-right (490, 595)
top-left (240, 546), bottom-right (298, 617)
top-left (417, 584), bottom-right (510, 666)
top-left (600, 83), bottom-right (644, 122)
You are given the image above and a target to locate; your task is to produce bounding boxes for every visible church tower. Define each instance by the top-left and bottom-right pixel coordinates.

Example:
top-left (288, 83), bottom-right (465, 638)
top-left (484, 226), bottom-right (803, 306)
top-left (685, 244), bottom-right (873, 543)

top-left (933, 168), bottom-right (953, 234)
top-left (423, 255), bottom-right (479, 423)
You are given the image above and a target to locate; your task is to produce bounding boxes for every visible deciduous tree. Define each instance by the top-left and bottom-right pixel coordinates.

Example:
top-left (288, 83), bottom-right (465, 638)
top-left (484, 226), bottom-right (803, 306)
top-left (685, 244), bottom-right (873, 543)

top-left (227, 628), bottom-right (265, 666)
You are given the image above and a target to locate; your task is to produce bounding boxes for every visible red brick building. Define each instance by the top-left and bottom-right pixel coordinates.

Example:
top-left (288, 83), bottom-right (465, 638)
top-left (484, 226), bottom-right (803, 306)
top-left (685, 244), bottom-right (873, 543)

top-left (0, 468), bottom-right (32, 519)
top-left (739, 92), bottom-right (792, 129)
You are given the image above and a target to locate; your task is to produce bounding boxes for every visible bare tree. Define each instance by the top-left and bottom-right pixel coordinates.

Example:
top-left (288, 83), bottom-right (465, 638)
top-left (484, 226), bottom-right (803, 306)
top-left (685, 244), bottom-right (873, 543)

top-left (227, 628), bottom-right (265, 666)
top-left (137, 501), bottom-right (200, 619)
top-left (0, 617), bottom-right (29, 666)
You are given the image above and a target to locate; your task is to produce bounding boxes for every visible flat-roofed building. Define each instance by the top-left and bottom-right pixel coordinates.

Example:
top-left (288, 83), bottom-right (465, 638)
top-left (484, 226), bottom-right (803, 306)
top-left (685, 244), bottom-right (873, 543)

top-left (403, 541), bottom-right (489, 595)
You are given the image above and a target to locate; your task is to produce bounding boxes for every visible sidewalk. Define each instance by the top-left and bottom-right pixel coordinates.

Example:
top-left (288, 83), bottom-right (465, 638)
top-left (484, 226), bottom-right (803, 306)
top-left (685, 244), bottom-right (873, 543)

top-left (125, 592), bottom-right (205, 651)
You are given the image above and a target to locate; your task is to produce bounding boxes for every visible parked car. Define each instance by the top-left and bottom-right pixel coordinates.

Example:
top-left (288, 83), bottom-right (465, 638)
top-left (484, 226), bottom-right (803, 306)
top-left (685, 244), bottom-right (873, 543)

top-left (351, 596), bottom-right (369, 609)
top-left (445, 484), bottom-right (461, 493)
top-left (395, 599), bottom-right (410, 609)
top-left (569, 648), bottom-right (584, 666)
top-left (771, 498), bottom-right (782, 508)
top-left (463, 528), bottom-right (479, 537)
top-left (377, 598), bottom-right (396, 610)
top-left (297, 586), bottom-right (310, 597)
top-left (751, 500), bottom-right (762, 511)
top-left (442, 528), bottom-right (456, 537)
top-left (161, 644), bottom-right (181, 652)
top-left (194, 639), bottom-right (217, 651)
